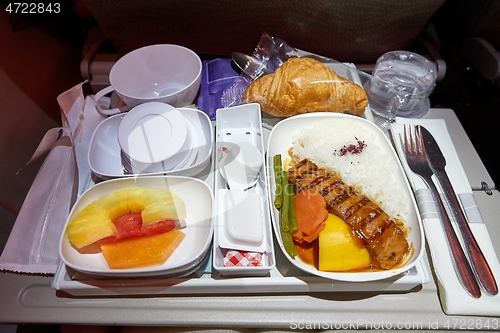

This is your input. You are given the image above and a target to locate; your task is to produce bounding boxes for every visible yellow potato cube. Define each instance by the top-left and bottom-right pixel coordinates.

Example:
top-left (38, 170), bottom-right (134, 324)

top-left (319, 214), bottom-right (371, 271)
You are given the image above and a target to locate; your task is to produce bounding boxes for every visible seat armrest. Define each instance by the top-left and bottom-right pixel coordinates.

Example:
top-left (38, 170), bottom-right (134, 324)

top-left (462, 37), bottom-right (500, 80)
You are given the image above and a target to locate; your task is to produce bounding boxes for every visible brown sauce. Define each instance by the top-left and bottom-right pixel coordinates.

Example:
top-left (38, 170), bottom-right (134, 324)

top-left (294, 239), bottom-right (319, 268)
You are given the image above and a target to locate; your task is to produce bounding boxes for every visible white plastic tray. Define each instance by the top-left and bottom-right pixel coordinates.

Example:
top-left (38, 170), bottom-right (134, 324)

top-left (52, 64), bottom-right (432, 297)
top-left (52, 239), bottom-right (430, 296)
top-left (52, 113), bottom-right (432, 296)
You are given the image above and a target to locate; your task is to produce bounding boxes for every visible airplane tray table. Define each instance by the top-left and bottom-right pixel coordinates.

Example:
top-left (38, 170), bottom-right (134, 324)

top-left (1, 108), bottom-right (500, 329)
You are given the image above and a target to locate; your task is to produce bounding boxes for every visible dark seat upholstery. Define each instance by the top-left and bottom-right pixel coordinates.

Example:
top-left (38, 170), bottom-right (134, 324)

top-left (430, 0), bottom-right (500, 186)
top-left (83, 0), bottom-right (446, 64)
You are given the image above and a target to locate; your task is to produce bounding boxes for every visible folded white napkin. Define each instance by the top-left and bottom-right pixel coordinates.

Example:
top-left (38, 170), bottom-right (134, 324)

top-left (392, 118), bottom-right (500, 316)
top-left (0, 82), bottom-right (104, 274)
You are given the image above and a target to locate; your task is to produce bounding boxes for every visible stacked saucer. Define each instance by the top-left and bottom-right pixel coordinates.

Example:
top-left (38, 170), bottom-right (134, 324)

top-left (118, 102), bottom-right (200, 174)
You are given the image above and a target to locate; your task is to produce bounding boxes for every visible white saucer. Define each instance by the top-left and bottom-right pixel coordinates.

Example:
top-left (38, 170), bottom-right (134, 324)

top-left (118, 102), bottom-right (188, 164)
top-left (123, 116), bottom-right (199, 174)
top-left (88, 108), bottom-right (213, 179)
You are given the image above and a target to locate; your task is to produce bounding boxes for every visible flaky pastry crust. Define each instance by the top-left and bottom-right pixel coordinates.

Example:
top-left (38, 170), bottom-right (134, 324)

top-left (242, 58), bottom-right (368, 117)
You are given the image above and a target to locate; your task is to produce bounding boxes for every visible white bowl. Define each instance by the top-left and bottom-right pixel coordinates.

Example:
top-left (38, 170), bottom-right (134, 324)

top-left (95, 44), bottom-right (202, 116)
top-left (88, 108), bottom-right (213, 179)
top-left (59, 176), bottom-right (214, 277)
top-left (266, 112), bottom-right (425, 282)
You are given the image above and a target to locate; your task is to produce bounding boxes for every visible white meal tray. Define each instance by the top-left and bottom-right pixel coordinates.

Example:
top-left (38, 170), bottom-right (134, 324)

top-left (52, 120), bottom-right (431, 297)
top-left (52, 241), bottom-right (431, 296)
top-left (51, 165), bottom-right (431, 296)
top-left (52, 62), bottom-right (432, 296)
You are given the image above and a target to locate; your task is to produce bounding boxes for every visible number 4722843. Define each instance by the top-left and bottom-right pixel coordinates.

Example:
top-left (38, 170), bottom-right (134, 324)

top-left (5, 3), bottom-right (61, 14)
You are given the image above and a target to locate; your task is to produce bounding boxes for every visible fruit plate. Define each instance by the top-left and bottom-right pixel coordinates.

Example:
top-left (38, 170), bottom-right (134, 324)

top-left (266, 112), bottom-right (425, 282)
top-left (59, 176), bottom-right (214, 278)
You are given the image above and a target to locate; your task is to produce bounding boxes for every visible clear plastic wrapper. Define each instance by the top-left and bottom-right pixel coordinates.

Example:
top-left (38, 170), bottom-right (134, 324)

top-left (223, 32), bottom-right (407, 130)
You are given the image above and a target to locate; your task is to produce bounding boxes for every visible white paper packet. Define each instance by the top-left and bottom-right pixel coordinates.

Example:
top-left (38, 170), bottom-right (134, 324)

top-left (0, 82), bottom-right (104, 274)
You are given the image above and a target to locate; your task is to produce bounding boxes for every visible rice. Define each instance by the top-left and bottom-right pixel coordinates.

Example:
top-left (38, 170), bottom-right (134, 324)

top-left (290, 118), bottom-right (408, 221)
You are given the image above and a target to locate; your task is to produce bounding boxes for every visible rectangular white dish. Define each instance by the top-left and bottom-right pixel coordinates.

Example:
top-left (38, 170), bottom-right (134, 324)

top-left (59, 176), bottom-right (214, 278)
top-left (88, 107), bottom-right (213, 179)
top-left (212, 103), bottom-right (276, 276)
top-left (266, 113), bottom-right (425, 281)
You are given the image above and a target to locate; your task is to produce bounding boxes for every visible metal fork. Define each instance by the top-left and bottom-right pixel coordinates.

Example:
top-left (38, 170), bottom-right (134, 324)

top-left (402, 125), bottom-right (482, 298)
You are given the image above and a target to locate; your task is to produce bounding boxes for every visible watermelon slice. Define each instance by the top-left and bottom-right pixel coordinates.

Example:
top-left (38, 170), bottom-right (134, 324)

top-left (99, 213), bottom-right (177, 244)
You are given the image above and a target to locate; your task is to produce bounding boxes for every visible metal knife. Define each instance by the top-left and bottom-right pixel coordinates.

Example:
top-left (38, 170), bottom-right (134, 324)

top-left (421, 126), bottom-right (498, 295)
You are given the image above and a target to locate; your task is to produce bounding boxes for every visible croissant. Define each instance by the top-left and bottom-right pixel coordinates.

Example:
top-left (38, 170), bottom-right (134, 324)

top-left (242, 58), bottom-right (368, 117)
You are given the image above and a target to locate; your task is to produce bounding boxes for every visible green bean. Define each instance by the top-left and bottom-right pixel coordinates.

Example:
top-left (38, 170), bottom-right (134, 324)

top-left (280, 177), bottom-right (290, 233)
top-left (273, 154), bottom-right (297, 258)
top-left (280, 229), bottom-right (297, 258)
top-left (288, 187), bottom-right (298, 234)
top-left (273, 154), bottom-right (283, 210)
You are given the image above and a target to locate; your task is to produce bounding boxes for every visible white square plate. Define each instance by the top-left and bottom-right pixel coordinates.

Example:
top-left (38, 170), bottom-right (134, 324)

top-left (59, 176), bottom-right (214, 277)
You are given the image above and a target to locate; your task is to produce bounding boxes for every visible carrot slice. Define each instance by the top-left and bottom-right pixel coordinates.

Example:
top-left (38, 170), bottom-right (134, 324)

top-left (302, 223), bottom-right (326, 243)
top-left (293, 189), bottom-right (329, 243)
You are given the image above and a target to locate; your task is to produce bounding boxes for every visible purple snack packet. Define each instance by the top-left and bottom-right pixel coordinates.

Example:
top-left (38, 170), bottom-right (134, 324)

top-left (197, 58), bottom-right (245, 120)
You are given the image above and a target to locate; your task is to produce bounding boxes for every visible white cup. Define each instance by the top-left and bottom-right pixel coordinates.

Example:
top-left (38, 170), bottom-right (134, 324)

top-left (94, 44), bottom-right (202, 116)
top-left (220, 142), bottom-right (263, 190)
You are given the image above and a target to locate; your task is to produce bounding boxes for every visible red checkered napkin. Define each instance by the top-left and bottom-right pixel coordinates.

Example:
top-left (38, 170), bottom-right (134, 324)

top-left (223, 250), bottom-right (263, 267)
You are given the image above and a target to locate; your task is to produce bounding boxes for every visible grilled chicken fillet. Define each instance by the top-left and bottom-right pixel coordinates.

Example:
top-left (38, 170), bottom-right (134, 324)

top-left (287, 159), bottom-right (409, 269)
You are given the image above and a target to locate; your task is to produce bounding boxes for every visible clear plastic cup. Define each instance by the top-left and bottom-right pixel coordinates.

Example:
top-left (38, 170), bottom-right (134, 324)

top-left (368, 51), bottom-right (438, 119)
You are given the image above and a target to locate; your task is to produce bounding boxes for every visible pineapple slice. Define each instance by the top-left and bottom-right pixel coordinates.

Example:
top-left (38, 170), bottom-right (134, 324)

top-left (142, 199), bottom-right (186, 225)
top-left (66, 188), bottom-right (186, 249)
top-left (65, 210), bottom-right (117, 249)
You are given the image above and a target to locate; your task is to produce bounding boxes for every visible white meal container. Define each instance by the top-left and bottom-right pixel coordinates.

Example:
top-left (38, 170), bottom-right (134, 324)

top-left (212, 103), bottom-right (276, 276)
top-left (266, 112), bottom-right (425, 282)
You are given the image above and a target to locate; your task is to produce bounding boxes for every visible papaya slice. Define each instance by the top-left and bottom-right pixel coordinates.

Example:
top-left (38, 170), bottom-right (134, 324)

top-left (100, 229), bottom-right (185, 269)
